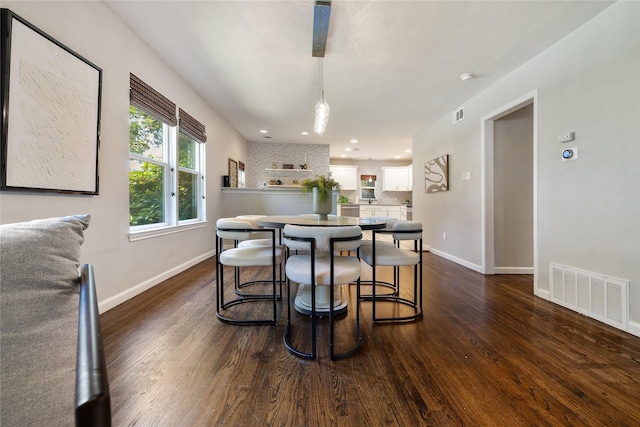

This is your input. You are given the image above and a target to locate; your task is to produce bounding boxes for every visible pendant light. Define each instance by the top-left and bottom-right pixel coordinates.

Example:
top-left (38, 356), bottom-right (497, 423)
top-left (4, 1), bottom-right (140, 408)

top-left (313, 59), bottom-right (330, 135)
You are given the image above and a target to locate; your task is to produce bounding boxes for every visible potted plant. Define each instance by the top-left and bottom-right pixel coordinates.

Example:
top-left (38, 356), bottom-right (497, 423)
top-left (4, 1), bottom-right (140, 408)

top-left (301, 173), bottom-right (340, 219)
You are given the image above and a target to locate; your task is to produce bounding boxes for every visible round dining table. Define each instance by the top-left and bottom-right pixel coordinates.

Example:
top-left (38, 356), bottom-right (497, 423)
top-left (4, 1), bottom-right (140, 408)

top-left (256, 215), bottom-right (387, 230)
top-left (257, 215), bottom-right (387, 316)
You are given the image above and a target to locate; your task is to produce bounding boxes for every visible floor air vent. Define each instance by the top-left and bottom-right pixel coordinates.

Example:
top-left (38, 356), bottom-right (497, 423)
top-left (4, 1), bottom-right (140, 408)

top-left (550, 263), bottom-right (628, 331)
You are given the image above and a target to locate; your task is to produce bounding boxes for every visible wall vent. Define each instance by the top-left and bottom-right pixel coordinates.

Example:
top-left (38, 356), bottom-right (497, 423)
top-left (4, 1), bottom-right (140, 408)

top-left (549, 262), bottom-right (628, 331)
top-left (452, 107), bottom-right (464, 124)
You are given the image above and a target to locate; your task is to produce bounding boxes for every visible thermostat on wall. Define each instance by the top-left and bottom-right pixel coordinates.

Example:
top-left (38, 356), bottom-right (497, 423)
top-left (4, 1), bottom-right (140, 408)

top-left (562, 147), bottom-right (578, 161)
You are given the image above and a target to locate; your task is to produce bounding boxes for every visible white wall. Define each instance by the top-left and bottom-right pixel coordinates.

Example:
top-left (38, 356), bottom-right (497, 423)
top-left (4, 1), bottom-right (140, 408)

top-left (413, 2), bottom-right (640, 334)
top-left (0, 1), bottom-right (247, 311)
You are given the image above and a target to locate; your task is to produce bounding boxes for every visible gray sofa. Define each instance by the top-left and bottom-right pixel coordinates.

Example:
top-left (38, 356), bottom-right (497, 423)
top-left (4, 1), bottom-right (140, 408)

top-left (0, 215), bottom-right (111, 426)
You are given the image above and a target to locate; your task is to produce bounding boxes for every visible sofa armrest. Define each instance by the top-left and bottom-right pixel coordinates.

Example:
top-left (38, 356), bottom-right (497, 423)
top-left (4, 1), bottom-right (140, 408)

top-left (75, 264), bottom-right (111, 427)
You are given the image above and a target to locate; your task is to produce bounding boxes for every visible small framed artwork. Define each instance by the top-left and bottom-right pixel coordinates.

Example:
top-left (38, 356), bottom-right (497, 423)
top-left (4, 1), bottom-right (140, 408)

top-left (228, 158), bottom-right (238, 188)
top-left (425, 154), bottom-right (449, 193)
top-left (1, 9), bottom-right (102, 194)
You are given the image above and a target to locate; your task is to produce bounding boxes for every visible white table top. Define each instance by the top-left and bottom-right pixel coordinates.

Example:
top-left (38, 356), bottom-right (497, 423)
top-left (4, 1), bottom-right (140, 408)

top-left (257, 215), bottom-right (387, 230)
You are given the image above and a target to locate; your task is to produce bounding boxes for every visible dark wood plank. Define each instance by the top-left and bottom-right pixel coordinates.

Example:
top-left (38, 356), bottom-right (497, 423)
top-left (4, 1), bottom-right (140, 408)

top-left (101, 253), bottom-right (640, 426)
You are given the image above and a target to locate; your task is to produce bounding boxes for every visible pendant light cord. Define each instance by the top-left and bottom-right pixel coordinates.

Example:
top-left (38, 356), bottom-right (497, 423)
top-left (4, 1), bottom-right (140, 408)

top-left (318, 58), bottom-right (324, 99)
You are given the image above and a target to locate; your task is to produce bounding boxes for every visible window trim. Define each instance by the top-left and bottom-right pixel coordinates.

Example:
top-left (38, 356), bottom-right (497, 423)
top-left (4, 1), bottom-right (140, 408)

top-left (128, 220), bottom-right (209, 242)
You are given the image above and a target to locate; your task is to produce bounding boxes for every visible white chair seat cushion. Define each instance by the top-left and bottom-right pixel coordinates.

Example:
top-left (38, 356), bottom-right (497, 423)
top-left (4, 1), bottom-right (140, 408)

top-left (238, 239), bottom-right (281, 248)
top-left (220, 245), bottom-right (283, 267)
top-left (286, 255), bottom-right (361, 285)
top-left (359, 239), bottom-right (395, 249)
top-left (360, 244), bottom-right (419, 266)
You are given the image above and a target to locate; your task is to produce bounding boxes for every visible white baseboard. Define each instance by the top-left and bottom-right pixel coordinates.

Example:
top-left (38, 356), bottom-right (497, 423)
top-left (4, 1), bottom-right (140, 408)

top-left (99, 250), bottom-right (215, 313)
top-left (627, 320), bottom-right (640, 338)
top-left (535, 288), bottom-right (551, 300)
top-left (429, 248), bottom-right (482, 273)
top-left (494, 267), bottom-right (534, 274)
top-left (537, 288), bottom-right (640, 338)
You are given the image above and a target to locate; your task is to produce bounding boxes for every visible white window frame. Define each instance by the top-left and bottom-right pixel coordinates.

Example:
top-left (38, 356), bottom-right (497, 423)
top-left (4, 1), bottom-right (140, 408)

top-left (175, 131), bottom-right (206, 225)
top-left (129, 115), bottom-right (207, 241)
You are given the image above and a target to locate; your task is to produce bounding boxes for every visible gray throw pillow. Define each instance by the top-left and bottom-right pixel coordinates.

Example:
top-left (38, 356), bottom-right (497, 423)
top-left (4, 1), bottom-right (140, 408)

top-left (0, 214), bottom-right (90, 427)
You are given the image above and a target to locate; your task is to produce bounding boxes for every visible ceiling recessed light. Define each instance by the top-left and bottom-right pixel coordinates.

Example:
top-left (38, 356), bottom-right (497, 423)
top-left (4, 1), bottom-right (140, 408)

top-left (394, 155), bottom-right (401, 159)
top-left (340, 154), bottom-right (346, 158)
top-left (259, 129), bottom-right (268, 133)
top-left (345, 148), bottom-right (352, 151)
top-left (460, 73), bottom-right (475, 81)
top-left (301, 131), bottom-right (309, 135)
top-left (405, 149), bottom-right (412, 153)
top-left (350, 139), bottom-right (358, 143)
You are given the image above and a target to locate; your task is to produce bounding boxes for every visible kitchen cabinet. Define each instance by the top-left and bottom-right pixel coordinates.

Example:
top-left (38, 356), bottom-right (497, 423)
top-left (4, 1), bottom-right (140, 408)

top-left (360, 205), bottom-right (402, 219)
top-left (330, 165), bottom-right (358, 190)
top-left (387, 206), bottom-right (401, 219)
top-left (382, 165), bottom-right (412, 191)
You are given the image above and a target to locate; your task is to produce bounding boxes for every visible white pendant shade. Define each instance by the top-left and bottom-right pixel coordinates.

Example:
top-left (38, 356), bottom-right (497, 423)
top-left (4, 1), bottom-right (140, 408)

top-left (313, 91), bottom-right (330, 135)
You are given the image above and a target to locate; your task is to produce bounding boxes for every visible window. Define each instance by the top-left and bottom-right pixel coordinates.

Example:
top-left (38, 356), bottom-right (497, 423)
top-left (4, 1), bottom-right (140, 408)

top-left (129, 106), bottom-right (170, 226)
top-left (129, 74), bottom-right (206, 233)
top-left (177, 132), bottom-right (200, 221)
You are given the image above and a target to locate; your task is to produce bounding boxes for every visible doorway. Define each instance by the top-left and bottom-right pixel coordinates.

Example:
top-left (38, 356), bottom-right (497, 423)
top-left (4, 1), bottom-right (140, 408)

top-left (481, 91), bottom-right (537, 286)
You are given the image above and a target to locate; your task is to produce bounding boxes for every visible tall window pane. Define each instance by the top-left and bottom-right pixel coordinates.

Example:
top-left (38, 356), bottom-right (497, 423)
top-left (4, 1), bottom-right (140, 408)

top-left (177, 133), bottom-right (200, 221)
top-left (129, 105), bottom-right (168, 227)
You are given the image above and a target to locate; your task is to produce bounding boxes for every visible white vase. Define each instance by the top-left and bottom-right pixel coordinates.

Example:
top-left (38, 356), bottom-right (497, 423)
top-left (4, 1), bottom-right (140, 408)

top-left (312, 187), bottom-right (332, 220)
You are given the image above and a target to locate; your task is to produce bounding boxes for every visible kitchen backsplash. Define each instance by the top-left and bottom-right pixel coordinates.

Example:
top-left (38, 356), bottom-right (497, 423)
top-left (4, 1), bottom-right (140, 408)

top-left (338, 189), bottom-right (412, 205)
top-left (247, 142), bottom-right (330, 188)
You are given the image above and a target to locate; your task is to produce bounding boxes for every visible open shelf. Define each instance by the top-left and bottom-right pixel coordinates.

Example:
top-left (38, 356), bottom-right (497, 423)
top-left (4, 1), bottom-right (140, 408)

top-left (265, 168), bottom-right (313, 172)
top-left (266, 185), bottom-right (302, 188)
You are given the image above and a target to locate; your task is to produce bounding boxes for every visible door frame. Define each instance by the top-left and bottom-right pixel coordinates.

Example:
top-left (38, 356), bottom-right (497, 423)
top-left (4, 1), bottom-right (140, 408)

top-left (480, 90), bottom-right (538, 287)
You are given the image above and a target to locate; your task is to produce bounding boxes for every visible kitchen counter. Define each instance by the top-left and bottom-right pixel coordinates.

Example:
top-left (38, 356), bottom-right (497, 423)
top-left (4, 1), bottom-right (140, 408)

top-left (221, 188), bottom-right (338, 217)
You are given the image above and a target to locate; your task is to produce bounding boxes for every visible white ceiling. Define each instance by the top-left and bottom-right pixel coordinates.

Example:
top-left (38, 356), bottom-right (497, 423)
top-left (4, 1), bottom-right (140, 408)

top-left (105, 0), bottom-right (613, 161)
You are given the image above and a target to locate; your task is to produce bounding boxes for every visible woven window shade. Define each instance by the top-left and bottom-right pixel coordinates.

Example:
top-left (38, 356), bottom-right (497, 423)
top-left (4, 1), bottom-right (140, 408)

top-left (179, 108), bottom-right (207, 143)
top-left (130, 74), bottom-right (177, 126)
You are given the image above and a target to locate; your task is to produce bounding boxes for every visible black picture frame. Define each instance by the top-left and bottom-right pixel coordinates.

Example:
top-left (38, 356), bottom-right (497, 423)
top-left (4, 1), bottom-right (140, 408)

top-left (1, 9), bottom-right (102, 195)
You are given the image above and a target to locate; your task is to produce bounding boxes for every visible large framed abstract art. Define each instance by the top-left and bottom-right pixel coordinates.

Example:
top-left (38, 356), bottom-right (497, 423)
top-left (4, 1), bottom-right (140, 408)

top-left (1, 9), bottom-right (102, 194)
top-left (425, 154), bottom-right (449, 193)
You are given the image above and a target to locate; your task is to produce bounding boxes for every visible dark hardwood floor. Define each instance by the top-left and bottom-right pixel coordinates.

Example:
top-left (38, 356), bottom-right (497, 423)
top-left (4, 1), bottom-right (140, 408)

top-left (101, 252), bottom-right (640, 426)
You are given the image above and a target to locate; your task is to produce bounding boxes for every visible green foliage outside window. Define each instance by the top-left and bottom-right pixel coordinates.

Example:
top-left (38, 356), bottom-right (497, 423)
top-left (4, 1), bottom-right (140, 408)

top-left (129, 106), bottom-right (164, 226)
top-left (129, 162), bottom-right (164, 226)
top-left (129, 106), bottom-right (162, 156)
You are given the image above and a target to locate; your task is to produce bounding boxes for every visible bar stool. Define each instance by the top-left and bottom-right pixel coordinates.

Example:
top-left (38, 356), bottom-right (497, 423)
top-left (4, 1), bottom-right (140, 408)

top-left (282, 224), bottom-right (363, 360)
top-left (359, 220), bottom-right (423, 323)
top-left (216, 218), bottom-right (283, 325)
